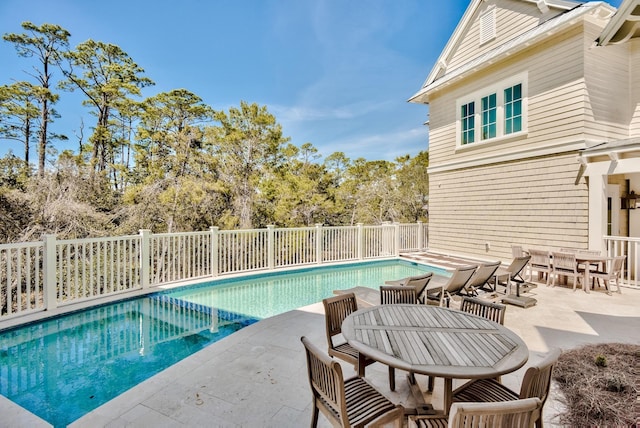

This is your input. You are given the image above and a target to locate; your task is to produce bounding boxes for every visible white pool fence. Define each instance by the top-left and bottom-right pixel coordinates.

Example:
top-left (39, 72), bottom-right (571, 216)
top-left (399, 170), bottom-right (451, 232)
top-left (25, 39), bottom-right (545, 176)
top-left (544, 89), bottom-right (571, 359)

top-left (0, 222), bottom-right (428, 321)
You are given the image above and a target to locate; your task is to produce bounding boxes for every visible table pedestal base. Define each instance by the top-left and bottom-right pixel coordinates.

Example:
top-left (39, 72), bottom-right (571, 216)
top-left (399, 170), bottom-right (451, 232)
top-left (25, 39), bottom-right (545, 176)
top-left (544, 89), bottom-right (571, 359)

top-left (405, 374), bottom-right (436, 416)
top-left (502, 294), bottom-right (537, 308)
top-left (502, 281), bottom-right (537, 308)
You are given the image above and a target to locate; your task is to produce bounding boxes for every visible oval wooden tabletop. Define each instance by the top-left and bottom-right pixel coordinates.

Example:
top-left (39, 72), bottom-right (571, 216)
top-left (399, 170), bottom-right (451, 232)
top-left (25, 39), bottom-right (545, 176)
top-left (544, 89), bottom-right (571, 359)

top-left (341, 304), bottom-right (529, 379)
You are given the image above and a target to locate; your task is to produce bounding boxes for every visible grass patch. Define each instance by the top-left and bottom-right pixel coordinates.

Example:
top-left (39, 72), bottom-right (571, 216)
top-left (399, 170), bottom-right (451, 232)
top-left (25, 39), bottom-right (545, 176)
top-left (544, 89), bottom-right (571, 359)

top-left (553, 343), bottom-right (639, 427)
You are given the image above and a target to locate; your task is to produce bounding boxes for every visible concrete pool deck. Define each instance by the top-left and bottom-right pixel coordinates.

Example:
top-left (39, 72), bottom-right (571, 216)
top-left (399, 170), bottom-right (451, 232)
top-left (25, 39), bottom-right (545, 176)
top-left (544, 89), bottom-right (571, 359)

top-left (3, 274), bottom-right (640, 427)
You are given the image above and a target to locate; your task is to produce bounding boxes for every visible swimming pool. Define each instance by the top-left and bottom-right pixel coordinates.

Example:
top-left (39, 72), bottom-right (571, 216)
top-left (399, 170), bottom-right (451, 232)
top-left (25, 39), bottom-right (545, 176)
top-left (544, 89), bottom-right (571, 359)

top-left (0, 260), bottom-right (446, 427)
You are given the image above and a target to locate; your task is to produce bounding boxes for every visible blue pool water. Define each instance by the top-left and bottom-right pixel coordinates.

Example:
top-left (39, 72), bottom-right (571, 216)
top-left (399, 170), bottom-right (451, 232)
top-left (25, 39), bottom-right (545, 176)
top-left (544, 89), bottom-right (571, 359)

top-left (0, 260), bottom-right (446, 427)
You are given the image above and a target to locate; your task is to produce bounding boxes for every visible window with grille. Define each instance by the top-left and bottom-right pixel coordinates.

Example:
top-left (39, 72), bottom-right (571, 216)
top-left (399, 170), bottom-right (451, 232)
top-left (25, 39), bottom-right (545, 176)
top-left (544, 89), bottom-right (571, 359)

top-left (504, 84), bottom-right (522, 135)
top-left (481, 94), bottom-right (497, 139)
top-left (461, 102), bottom-right (475, 145)
top-left (456, 73), bottom-right (527, 147)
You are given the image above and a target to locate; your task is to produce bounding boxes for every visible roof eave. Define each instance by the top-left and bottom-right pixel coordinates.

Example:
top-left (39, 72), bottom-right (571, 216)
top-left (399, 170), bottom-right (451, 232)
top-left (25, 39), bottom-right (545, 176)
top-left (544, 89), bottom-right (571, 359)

top-left (598, 0), bottom-right (640, 46)
top-left (410, 3), bottom-right (607, 105)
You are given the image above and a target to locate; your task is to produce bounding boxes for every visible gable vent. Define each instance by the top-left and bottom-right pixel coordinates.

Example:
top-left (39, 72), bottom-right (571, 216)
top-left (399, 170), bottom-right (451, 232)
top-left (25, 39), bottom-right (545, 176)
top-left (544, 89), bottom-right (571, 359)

top-left (480, 7), bottom-right (496, 45)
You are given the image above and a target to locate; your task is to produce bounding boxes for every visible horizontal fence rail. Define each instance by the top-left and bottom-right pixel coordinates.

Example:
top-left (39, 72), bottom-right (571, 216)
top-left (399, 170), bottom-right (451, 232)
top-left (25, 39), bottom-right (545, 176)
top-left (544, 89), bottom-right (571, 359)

top-left (0, 222), bottom-right (428, 322)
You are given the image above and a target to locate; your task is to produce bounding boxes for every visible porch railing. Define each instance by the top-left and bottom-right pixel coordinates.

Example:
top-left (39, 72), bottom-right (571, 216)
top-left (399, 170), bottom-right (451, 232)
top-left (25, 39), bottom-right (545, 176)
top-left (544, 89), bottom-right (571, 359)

top-left (0, 222), bottom-right (428, 321)
top-left (604, 235), bottom-right (640, 288)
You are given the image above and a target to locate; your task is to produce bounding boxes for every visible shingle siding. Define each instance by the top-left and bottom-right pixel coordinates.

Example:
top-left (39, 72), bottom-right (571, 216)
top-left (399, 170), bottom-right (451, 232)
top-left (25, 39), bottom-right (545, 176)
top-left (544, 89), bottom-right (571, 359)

top-left (428, 154), bottom-right (588, 260)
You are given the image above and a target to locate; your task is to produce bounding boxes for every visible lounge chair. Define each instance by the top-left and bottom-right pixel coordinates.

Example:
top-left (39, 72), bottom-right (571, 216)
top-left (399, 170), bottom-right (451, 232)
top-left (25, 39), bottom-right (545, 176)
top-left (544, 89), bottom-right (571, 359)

top-left (527, 249), bottom-right (552, 285)
top-left (459, 296), bottom-right (506, 325)
top-left (491, 255), bottom-right (531, 291)
top-left (464, 261), bottom-right (501, 295)
top-left (322, 293), bottom-right (396, 390)
top-left (551, 251), bottom-right (581, 290)
top-left (301, 336), bottom-right (404, 428)
top-left (452, 348), bottom-right (561, 428)
top-left (424, 265), bottom-right (477, 307)
top-left (384, 272), bottom-right (434, 304)
top-left (590, 255), bottom-right (625, 294)
top-left (380, 285), bottom-right (418, 304)
top-left (408, 397), bottom-right (542, 428)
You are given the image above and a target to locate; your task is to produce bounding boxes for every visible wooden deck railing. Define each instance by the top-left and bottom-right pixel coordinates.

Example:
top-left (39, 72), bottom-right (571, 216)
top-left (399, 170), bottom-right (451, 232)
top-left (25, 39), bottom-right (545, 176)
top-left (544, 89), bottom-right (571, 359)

top-left (604, 235), bottom-right (640, 288)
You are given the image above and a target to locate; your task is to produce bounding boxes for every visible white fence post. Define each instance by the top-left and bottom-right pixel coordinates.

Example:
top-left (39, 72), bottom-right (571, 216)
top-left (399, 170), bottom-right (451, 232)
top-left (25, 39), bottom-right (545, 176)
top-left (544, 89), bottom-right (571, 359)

top-left (210, 226), bottom-right (219, 277)
top-left (394, 223), bottom-right (400, 256)
top-left (316, 223), bottom-right (323, 265)
top-left (139, 229), bottom-right (151, 289)
top-left (357, 223), bottom-right (364, 260)
top-left (267, 225), bottom-right (275, 270)
top-left (43, 234), bottom-right (58, 311)
top-left (417, 221), bottom-right (424, 250)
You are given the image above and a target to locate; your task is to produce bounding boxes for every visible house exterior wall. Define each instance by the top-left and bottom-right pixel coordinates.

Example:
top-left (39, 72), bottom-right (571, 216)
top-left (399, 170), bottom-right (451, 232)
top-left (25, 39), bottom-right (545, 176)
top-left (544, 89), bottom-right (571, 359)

top-left (422, 2), bottom-right (621, 262)
top-left (429, 24), bottom-right (588, 171)
top-left (428, 153), bottom-right (588, 260)
top-left (583, 18), bottom-right (632, 141)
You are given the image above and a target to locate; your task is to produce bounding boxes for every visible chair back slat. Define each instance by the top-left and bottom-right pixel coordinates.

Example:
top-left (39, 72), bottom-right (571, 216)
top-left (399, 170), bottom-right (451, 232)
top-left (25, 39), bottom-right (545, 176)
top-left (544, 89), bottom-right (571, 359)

top-left (551, 252), bottom-right (577, 271)
top-left (610, 255), bottom-right (625, 274)
top-left (380, 285), bottom-right (418, 305)
top-left (448, 398), bottom-right (542, 428)
top-left (528, 249), bottom-right (551, 267)
top-left (323, 293), bottom-right (357, 339)
top-left (460, 296), bottom-right (506, 325)
top-left (301, 336), bottom-right (347, 423)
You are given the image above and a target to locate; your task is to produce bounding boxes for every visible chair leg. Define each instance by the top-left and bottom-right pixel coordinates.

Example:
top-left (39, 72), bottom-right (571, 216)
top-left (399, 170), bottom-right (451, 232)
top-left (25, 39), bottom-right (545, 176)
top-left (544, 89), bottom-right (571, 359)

top-left (615, 278), bottom-right (622, 294)
top-left (388, 366), bottom-right (395, 391)
top-left (311, 401), bottom-right (319, 428)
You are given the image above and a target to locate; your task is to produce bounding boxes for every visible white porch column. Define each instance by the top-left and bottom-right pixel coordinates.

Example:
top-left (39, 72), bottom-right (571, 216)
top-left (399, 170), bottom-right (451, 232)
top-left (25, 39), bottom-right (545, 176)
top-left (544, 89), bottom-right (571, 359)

top-left (588, 173), bottom-right (607, 252)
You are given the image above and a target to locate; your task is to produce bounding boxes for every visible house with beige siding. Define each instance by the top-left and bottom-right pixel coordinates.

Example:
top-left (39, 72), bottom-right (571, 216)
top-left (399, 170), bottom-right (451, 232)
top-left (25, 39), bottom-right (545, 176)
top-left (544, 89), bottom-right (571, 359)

top-left (410, 0), bottom-right (640, 273)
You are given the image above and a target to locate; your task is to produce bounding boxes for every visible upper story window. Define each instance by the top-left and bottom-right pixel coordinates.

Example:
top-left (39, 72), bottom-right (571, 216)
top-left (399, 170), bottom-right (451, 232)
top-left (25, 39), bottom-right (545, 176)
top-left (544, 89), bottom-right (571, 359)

top-left (456, 73), bottom-right (527, 147)
top-left (481, 94), bottom-right (497, 139)
top-left (504, 84), bottom-right (522, 134)
top-left (461, 101), bottom-right (475, 145)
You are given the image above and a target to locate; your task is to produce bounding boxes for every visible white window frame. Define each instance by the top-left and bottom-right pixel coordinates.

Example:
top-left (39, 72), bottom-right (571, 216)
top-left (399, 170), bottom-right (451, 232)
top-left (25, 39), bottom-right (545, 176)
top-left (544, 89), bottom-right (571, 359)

top-left (455, 72), bottom-right (528, 149)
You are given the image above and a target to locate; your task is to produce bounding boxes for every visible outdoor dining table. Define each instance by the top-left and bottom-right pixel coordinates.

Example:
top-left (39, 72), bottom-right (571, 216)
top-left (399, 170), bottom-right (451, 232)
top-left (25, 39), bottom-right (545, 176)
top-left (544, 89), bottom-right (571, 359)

top-left (341, 304), bottom-right (529, 416)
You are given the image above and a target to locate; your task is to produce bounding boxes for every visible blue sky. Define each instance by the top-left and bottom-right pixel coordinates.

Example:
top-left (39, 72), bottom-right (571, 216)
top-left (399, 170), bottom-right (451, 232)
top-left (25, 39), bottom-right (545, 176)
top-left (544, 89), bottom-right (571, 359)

top-left (0, 0), bottom-right (624, 163)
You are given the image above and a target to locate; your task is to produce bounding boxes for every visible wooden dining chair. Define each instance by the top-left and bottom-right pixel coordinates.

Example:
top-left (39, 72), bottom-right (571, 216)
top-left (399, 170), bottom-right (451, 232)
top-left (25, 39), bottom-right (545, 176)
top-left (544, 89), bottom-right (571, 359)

top-left (590, 255), bottom-right (625, 294)
top-left (380, 285), bottom-right (418, 304)
top-left (527, 249), bottom-right (552, 285)
top-left (322, 293), bottom-right (396, 390)
top-left (301, 336), bottom-right (404, 428)
top-left (459, 296), bottom-right (506, 325)
top-left (408, 397), bottom-right (542, 428)
top-left (452, 348), bottom-right (561, 428)
top-left (551, 252), bottom-right (581, 290)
